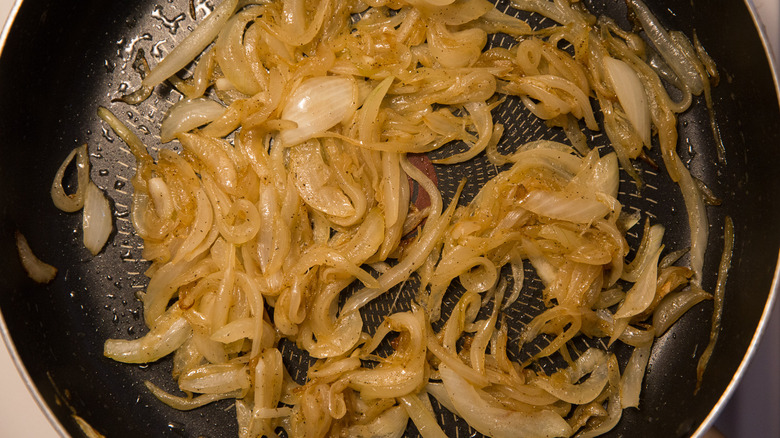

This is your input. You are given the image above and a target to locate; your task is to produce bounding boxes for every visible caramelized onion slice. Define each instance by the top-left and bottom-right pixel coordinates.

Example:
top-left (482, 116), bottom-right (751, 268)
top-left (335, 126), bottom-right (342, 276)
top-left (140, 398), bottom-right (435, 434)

top-left (15, 231), bottom-right (57, 284)
top-left (439, 364), bottom-right (573, 438)
top-left (51, 144), bottom-right (90, 213)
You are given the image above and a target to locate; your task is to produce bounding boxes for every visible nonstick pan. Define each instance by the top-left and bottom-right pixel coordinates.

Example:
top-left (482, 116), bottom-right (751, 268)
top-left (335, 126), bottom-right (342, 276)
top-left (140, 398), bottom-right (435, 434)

top-left (1, 0), bottom-right (779, 437)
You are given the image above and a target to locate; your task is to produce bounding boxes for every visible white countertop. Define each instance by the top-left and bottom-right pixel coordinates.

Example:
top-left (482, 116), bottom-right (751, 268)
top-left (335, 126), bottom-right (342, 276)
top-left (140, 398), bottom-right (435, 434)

top-left (0, 1), bottom-right (778, 437)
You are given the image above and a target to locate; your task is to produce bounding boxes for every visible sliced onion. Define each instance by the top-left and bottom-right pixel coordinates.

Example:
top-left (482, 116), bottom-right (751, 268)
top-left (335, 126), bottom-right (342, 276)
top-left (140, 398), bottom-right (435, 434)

top-left (652, 287), bottom-right (711, 336)
top-left (178, 363), bottom-right (251, 394)
top-left (569, 150), bottom-right (619, 199)
top-left (674, 157), bottom-right (708, 284)
top-left (613, 247), bottom-right (662, 320)
top-left (426, 382), bottom-right (456, 413)
top-left (279, 76), bottom-right (359, 146)
top-left (347, 310), bottom-right (426, 399)
top-left (622, 221), bottom-right (665, 282)
top-left (147, 177), bottom-right (174, 220)
top-left (178, 133), bottom-right (238, 193)
top-left (144, 380), bottom-right (241, 411)
top-left (143, 256), bottom-right (204, 327)
top-left (142, 0), bottom-right (239, 89)
top-left (439, 364), bottom-right (573, 438)
top-left (341, 180), bottom-right (461, 315)
top-left (15, 231), bottom-right (57, 284)
top-left (302, 311), bottom-right (363, 359)
top-left (343, 405), bottom-right (408, 438)
top-left (82, 182), bottom-right (113, 256)
top-left (434, 101), bottom-right (493, 164)
top-left (522, 190), bottom-right (610, 224)
top-left (427, 21), bottom-right (487, 68)
top-left (210, 317), bottom-right (254, 344)
top-left (531, 355), bottom-right (610, 405)
top-left (576, 357), bottom-right (622, 438)
top-left (399, 393), bottom-right (449, 438)
top-left (618, 325), bottom-right (656, 347)
top-left (604, 57), bottom-right (652, 148)
top-left (430, 0), bottom-right (493, 25)
top-left (160, 98), bottom-right (226, 143)
top-left (97, 107), bottom-right (152, 163)
top-left (289, 141), bottom-right (355, 218)
top-left (51, 144), bottom-right (90, 212)
top-left (104, 306), bottom-right (192, 363)
top-left (626, 0), bottom-right (704, 94)
top-left (696, 216), bottom-right (735, 391)
top-left (419, 0), bottom-right (456, 6)
top-left (172, 188), bottom-right (213, 263)
top-left (358, 77), bottom-right (395, 143)
top-left (620, 343), bottom-right (651, 408)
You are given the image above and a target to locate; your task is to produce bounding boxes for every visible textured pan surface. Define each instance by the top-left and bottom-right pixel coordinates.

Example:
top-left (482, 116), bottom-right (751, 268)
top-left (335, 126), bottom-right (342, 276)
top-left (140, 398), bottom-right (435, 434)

top-left (0, 0), bottom-right (779, 437)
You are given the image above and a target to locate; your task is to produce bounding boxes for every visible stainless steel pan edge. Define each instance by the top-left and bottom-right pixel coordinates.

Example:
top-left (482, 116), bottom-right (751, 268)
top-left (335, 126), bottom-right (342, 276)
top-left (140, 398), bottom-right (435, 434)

top-left (694, 253), bottom-right (780, 437)
top-left (693, 0), bottom-right (780, 435)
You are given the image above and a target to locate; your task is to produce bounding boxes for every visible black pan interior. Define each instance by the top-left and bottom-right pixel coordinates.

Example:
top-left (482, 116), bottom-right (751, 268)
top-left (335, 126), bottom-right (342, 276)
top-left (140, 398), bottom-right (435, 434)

top-left (1, 1), bottom-right (779, 437)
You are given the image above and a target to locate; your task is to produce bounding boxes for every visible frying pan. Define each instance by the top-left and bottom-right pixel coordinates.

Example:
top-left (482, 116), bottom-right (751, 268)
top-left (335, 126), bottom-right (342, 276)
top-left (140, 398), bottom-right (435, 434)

top-left (0, 0), bottom-right (778, 437)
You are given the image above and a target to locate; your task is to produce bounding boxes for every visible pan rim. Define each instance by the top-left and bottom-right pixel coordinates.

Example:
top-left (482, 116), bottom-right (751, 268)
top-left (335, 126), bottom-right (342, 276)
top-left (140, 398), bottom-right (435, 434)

top-left (691, 252), bottom-right (780, 437)
top-left (690, 0), bottom-right (780, 435)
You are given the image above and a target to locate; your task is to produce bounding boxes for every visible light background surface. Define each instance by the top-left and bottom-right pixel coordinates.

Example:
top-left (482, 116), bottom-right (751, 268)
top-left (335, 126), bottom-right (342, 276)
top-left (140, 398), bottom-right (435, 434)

top-left (0, 0), bottom-right (778, 437)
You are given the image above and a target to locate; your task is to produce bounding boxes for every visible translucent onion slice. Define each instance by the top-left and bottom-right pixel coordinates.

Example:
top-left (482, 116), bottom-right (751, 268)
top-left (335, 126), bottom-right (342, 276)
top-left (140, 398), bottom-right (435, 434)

top-left (15, 231), bottom-right (57, 284)
top-left (279, 76), bottom-right (359, 146)
top-left (104, 306), bottom-right (192, 363)
top-left (696, 216), bottom-right (735, 391)
top-left (421, 0), bottom-right (456, 6)
top-left (604, 57), bottom-right (652, 148)
top-left (569, 150), bottom-right (620, 199)
top-left (144, 380), bottom-right (242, 411)
top-left (343, 405), bottom-right (408, 438)
top-left (97, 107), bottom-right (152, 163)
top-left (522, 190), bottom-right (610, 224)
top-left (434, 101), bottom-right (493, 164)
top-left (210, 317), bottom-right (254, 344)
top-left (613, 247), bottom-right (662, 320)
top-left (290, 155), bottom-right (355, 218)
top-left (620, 343), bottom-right (652, 408)
top-left (147, 177), bottom-right (174, 220)
top-left (576, 357), bottom-right (623, 438)
top-left (426, 382), bottom-right (457, 412)
top-left (531, 355), bottom-right (610, 405)
top-left (399, 393), bottom-right (449, 438)
top-left (172, 188), bottom-right (213, 263)
top-left (142, 0), bottom-right (239, 89)
top-left (301, 311), bottom-right (363, 359)
top-left (347, 311), bottom-right (426, 398)
top-left (82, 182), bottom-right (113, 256)
top-left (438, 364), bottom-right (573, 438)
top-left (160, 98), bottom-right (225, 143)
top-left (626, 0), bottom-right (704, 95)
top-left (652, 287), bottom-right (712, 336)
top-left (431, 0), bottom-right (493, 25)
top-left (674, 157), bottom-right (708, 284)
top-left (178, 363), bottom-right (251, 394)
top-left (427, 21), bottom-right (487, 68)
top-left (51, 144), bottom-right (90, 212)
top-left (623, 221), bottom-right (665, 282)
